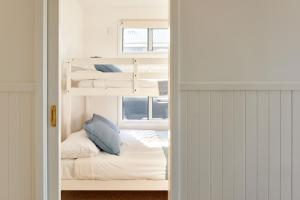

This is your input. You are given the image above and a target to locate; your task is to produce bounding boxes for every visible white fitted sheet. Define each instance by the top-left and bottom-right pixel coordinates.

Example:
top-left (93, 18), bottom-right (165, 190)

top-left (61, 130), bottom-right (167, 181)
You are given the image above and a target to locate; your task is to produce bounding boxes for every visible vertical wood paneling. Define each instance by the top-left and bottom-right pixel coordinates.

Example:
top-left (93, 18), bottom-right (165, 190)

top-left (180, 91), bottom-right (188, 200)
top-left (198, 91), bottom-right (210, 200)
top-left (210, 92), bottom-right (223, 200)
top-left (292, 91), bottom-right (300, 200)
top-left (180, 89), bottom-right (297, 200)
top-left (186, 91), bottom-right (211, 200)
top-left (234, 91), bottom-right (246, 200)
top-left (9, 93), bottom-right (33, 200)
top-left (281, 91), bottom-right (292, 200)
top-left (188, 92), bottom-right (200, 200)
top-left (245, 91), bottom-right (258, 200)
top-left (0, 93), bottom-right (9, 200)
top-left (269, 91), bottom-right (281, 200)
top-left (257, 92), bottom-right (269, 200)
top-left (0, 91), bottom-right (33, 200)
top-left (20, 93), bottom-right (32, 200)
top-left (222, 92), bottom-right (234, 200)
top-left (9, 93), bottom-right (22, 200)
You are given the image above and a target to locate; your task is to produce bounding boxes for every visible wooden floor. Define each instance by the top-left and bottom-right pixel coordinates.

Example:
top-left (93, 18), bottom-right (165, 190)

top-left (62, 191), bottom-right (168, 200)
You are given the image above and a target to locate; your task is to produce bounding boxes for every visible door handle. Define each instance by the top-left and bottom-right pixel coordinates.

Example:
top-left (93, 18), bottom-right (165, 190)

top-left (50, 105), bottom-right (57, 127)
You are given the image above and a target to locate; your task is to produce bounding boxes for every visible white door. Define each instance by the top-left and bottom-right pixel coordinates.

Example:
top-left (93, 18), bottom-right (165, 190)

top-left (47, 0), bottom-right (60, 199)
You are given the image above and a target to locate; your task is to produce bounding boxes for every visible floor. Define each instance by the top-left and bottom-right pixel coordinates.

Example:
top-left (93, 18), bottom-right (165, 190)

top-left (62, 191), bottom-right (168, 200)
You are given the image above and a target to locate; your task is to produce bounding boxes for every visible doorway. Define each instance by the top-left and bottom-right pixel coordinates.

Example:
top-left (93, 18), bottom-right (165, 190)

top-left (46, 0), bottom-right (173, 199)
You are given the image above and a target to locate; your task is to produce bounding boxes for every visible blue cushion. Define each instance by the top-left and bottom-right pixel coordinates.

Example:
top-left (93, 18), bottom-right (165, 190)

top-left (92, 114), bottom-right (120, 133)
top-left (94, 64), bottom-right (122, 72)
top-left (84, 116), bottom-right (121, 156)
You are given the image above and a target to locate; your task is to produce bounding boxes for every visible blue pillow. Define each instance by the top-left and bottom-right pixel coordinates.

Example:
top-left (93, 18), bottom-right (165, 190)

top-left (84, 117), bottom-right (121, 156)
top-left (94, 64), bottom-right (121, 72)
top-left (92, 114), bottom-right (120, 133)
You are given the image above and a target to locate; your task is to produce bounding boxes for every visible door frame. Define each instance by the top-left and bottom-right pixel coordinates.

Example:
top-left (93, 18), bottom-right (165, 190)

top-left (35, 0), bottom-right (61, 199)
top-left (35, 0), bottom-right (181, 199)
top-left (35, 0), bottom-right (48, 199)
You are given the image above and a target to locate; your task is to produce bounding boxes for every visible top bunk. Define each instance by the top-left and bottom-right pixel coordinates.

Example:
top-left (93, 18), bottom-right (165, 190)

top-left (66, 57), bottom-right (168, 96)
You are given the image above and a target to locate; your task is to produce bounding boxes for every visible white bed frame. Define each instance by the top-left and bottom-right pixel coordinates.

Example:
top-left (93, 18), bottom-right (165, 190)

top-left (63, 57), bottom-right (169, 191)
top-left (66, 57), bottom-right (168, 96)
top-left (62, 180), bottom-right (168, 191)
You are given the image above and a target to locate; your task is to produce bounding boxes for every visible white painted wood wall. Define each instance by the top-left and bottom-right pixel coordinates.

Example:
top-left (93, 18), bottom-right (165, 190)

top-left (179, 84), bottom-right (300, 200)
top-left (0, 84), bottom-right (34, 200)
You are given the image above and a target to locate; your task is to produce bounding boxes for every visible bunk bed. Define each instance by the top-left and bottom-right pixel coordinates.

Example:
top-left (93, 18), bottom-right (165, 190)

top-left (61, 57), bottom-right (169, 191)
top-left (66, 57), bottom-right (168, 96)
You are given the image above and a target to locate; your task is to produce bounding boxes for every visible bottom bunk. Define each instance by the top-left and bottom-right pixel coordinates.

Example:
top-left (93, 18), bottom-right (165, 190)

top-left (61, 129), bottom-right (169, 191)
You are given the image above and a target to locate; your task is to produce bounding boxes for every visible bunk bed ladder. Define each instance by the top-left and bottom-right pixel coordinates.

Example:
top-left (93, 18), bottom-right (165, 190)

top-left (66, 59), bottom-right (72, 137)
top-left (133, 59), bottom-right (138, 94)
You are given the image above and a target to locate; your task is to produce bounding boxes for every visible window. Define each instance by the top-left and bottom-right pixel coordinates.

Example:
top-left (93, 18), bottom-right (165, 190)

top-left (152, 97), bottom-right (168, 119)
top-left (122, 96), bottom-right (168, 120)
top-left (122, 97), bottom-right (149, 120)
top-left (123, 28), bottom-right (148, 53)
top-left (152, 28), bottom-right (169, 53)
top-left (119, 20), bottom-right (169, 55)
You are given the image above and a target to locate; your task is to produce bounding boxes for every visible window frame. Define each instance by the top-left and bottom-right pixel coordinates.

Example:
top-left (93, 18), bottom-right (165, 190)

top-left (118, 97), bottom-right (168, 131)
top-left (118, 20), bottom-right (169, 58)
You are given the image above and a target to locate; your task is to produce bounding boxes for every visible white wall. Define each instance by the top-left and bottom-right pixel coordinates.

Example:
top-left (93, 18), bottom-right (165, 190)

top-left (60, 0), bottom-right (85, 138)
top-left (60, 0), bottom-right (83, 60)
top-left (61, 0), bottom-right (168, 135)
top-left (0, 0), bottom-right (34, 82)
top-left (80, 0), bottom-right (168, 57)
top-left (179, 0), bottom-right (300, 82)
top-left (85, 97), bottom-right (119, 124)
top-left (172, 0), bottom-right (300, 199)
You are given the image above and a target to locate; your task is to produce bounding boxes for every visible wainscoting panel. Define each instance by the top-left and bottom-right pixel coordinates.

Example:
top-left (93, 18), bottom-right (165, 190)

top-left (180, 87), bottom-right (299, 200)
top-left (0, 84), bottom-right (34, 200)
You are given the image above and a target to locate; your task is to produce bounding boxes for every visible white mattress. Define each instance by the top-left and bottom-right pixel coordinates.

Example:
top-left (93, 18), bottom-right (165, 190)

top-left (61, 159), bottom-right (76, 180)
top-left (76, 79), bottom-right (158, 89)
top-left (61, 130), bottom-right (167, 180)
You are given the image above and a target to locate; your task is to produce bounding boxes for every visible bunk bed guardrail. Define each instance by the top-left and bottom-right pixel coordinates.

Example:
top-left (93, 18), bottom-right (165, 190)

top-left (66, 58), bottom-right (168, 96)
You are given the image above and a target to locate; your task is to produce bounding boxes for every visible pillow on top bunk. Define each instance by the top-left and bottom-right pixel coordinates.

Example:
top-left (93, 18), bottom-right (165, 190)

top-left (61, 129), bottom-right (100, 159)
top-left (94, 64), bottom-right (122, 72)
top-left (84, 114), bottom-right (121, 156)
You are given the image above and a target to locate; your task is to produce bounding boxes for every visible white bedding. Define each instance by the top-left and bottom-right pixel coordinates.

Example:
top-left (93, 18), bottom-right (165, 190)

top-left (61, 130), bottom-right (167, 180)
top-left (61, 129), bottom-right (100, 159)
top-left (76, 79), bottom-right (158, 89)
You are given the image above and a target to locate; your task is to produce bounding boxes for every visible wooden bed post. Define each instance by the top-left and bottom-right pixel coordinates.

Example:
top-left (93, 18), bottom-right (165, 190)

top-left (65, 60), bottom-right (72, 137)
top-left (133, 58), bottom-right (138, 95)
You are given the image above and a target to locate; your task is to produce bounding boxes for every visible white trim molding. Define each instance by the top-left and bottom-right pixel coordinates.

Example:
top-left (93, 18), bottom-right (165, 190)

top-left (62, 180), bottom-right (168, 191)
top-left (180, 81), bottom-right (300, 91)
top-left (120, 19), bottom-right (169, 28)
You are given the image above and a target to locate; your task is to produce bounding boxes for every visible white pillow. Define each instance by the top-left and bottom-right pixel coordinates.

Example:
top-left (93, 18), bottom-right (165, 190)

top-left (61, 129), bottom-right (100, 159)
